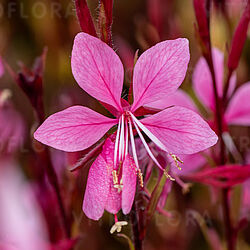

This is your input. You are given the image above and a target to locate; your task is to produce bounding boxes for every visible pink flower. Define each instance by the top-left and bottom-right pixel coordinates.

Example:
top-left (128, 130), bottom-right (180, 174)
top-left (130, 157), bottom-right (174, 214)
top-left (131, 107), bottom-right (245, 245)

top-left (0, 90), bottom-right (25, 157)
top-left (0, 163), bottom-right (48, 250)
top-left (34, 32), bottom-right (217, 219)
top-left (193, 47), bottom-right (250, 127)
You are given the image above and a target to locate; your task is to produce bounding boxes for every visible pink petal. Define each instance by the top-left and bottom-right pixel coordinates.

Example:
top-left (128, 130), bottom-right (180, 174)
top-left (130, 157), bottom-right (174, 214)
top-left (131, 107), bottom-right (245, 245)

top-left (0, 57), bottom-right (4, 77)
top-left (105, 185), bottom-right (122, 214)
top-left (82, 154), bottom-right (110, 220)
top-left (145, 89), bottom-right (198, 112)
top-left (141, 106), bottom-right (218, 154)
top-left (34, 106), bottom-right (117, 152)
top-left (122, 155), bottom-right (137, 214)
top-left (131, 38), bottom-right (190, 112)
top-left (193, 48), bottom-right (235, 110)
top-left (71, 32), bottom-right (124, 112)
top-left (102, 138), bottom-right (121, 214)
top-left (225, 82), bottom-right (250, 125)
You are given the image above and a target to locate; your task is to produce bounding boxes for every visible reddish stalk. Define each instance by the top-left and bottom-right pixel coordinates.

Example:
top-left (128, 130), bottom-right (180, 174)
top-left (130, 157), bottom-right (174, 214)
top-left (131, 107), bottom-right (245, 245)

top-left (194, 1), bottom-right (236, 249)
top-left (130, 202), bottom-right (143, 250)
top-left (36, 106), bottom-right (71, 239)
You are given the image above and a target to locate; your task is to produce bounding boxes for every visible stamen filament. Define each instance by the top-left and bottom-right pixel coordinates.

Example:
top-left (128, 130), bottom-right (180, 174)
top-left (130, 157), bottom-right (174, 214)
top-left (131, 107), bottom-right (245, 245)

top-left (114, 214), bottom-right (118, 223)
top-left (129, 112), bottom-right (168, 152)
top-left (132, 120), bottom-right (164, 171)
top-left (130, 112), bottom-right (175, 181)
top-left (128, 118), bottom-right (139, 169)
top-left (114, 117), bottom-right (122, 168)
top-left (119, 114), bottom-right (125, 162)
top-left (125, 119), bottom-right (129, 157)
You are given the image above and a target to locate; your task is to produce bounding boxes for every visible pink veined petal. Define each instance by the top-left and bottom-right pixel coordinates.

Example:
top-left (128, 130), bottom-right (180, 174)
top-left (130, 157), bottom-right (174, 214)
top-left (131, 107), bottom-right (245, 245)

top-left (141, 106), bottom-right (218, 154)
top-left (145, 89), bottom-right (198, 112)
top-left (0, 57), bottom-right (4, 77)
top-left (193, 48), bottom-right (234, 110)
top-left (122, 155), bottom-right (137, 214)
top-left (71, 32), bottom-right (124, 112)
top-left (82, 154), bottom-right (110, 220)
top-left (105, 184), bottom-right (122, 214)
top-left (34, 106), bottom-right (117, 152)
top-left (131, 38), bottom-right (190, 112)
top-left (225, 82), bottom-right (250, 126)
top-left (102, 138), bottom-right (122, 214)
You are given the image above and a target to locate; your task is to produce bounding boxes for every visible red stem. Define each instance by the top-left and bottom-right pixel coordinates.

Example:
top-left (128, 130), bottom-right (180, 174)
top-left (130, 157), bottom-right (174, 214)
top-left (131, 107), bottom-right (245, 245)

top-left (37, 107), bottom-right (70, 238)
top-left (199, 2), bottom-right (236, 249)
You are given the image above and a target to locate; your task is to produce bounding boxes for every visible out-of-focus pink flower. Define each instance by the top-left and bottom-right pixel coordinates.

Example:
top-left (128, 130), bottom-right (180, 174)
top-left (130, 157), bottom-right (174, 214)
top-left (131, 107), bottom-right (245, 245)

top-left (0, 56), bottom-right (4, 78)
top-left (0, 90), bottom-right (25, 157)
top-left (193, 47), bottom-right (250, 126)
top-left (0, 163), bottom-right (49, 250)
top-left (34, 33), bottom-right (217, 219)
top-left (185, 164), bottom-right (250, 188)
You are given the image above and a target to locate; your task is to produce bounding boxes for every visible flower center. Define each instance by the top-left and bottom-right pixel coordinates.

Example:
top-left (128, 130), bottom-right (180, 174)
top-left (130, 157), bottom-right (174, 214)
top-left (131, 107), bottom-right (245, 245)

top-left (112, 112), bottom-right (183, 190)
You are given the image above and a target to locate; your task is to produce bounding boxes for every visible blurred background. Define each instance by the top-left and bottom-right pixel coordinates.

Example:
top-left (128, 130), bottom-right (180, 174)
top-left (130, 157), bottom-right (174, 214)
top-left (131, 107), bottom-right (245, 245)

top-left (0, 0), bottom-right (250, 249)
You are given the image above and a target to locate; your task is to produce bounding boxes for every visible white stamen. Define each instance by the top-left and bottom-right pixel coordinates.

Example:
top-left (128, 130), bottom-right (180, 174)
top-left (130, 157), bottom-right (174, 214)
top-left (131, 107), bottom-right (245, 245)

top-left (129, 112), bottom-right (168, 153)
top-left (114, 117), bottom-right (121, 168)
top-left (128, 118), bottom-right (139, 169)
top-left (133, 120), bottom-right (164, 171)
top-left (119, 114), bottom-right (125, 161)
top-left (125, 119), bottom-right (129, 157)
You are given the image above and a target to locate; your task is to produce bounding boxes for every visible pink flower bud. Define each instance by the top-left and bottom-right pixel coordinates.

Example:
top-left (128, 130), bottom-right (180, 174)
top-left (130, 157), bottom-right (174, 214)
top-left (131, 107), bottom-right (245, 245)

top-left (227, 1), bottom-right (250, 71)
top-left (74, 0), bottom-right (97, 37)
top-left (193, 0), bottom-right (211, 51)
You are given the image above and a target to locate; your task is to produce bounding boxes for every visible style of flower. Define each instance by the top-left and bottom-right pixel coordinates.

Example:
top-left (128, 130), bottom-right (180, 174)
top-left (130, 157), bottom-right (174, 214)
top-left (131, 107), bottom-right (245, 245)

top-left (34, 32), bottom-right (218, 220)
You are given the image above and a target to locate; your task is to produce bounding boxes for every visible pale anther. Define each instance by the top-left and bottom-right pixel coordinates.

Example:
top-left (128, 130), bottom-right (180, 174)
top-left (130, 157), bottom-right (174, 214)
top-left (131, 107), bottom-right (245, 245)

top-left (164, 169), bottom-right (175, 181)
top-left (169, 153), bottom-right (183, 170)
top-left (137, 169), bottom-right (144, 188)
